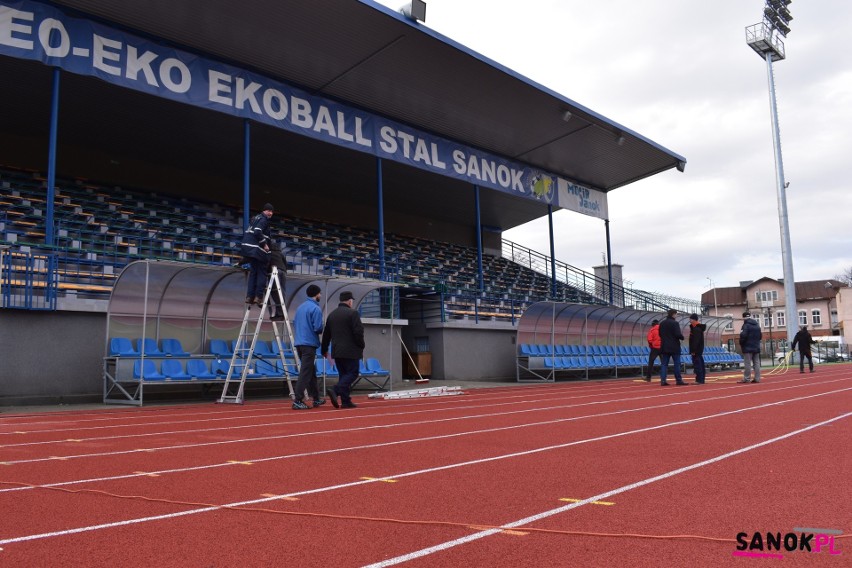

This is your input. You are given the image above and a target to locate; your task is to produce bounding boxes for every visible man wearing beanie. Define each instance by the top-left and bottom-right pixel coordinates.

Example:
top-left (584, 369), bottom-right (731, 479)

top-left (321, 290), bottom-right (365, 409)
top-left (239, 203), bottom-right (274, 305)
top-left (291, 284), bottom-right (325, 410)
top-left (688, 314), bottom-right (706, 384)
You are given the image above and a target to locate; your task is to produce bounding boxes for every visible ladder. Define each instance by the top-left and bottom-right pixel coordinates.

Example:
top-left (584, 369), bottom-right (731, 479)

top-left (217, 266), bottom-right (300, 404)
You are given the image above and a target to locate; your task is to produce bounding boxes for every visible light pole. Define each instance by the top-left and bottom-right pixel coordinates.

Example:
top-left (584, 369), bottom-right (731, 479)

top-left (706, 277), bottom-right (718, 316)
top-left (745, 0), bottom-right (798, 348)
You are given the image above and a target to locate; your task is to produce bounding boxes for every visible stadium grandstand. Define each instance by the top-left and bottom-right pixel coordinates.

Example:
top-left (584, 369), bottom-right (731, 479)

top-left (1, 0), bottom-right (710, 405)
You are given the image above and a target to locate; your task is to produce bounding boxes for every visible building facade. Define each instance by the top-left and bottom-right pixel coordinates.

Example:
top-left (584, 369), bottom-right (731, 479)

top-left (703, 277), bottom-right (847, 356)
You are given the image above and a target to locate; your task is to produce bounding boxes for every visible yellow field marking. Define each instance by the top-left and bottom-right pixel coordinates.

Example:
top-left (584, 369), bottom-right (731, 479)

top-left (469, 525), bottom-right (528, 536)
top-left (66, 439), bottom-right (82, 442)
top-left (261, 493), bottom-right (299, 501)
top-left (227, 460), bottom-right (254, 465)
top-left (559, 497), bottom-right (615, 506)
top-left (360, 477), bottom-right (398, 483)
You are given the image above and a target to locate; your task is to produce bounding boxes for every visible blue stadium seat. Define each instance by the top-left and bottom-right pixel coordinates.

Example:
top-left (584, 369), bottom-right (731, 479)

top-left (161, 338), bottom-right (190, 357)
top-left (186, 359), bottom-right (216, 379)
top-left (366, 358), bottom-right (390, 375)
top-left (136, 338), bottom-right (164, 356)
top-left (109, 337), bottom-right (138, 356)
top-left (161, 359), bottom-right (191, 380)
top-left (209, 339), bottom-right (233, 357)
top-left (133, 359), bottom-right (165, 380)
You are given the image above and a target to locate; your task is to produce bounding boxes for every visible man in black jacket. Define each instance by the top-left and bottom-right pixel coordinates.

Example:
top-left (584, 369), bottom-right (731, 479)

top-left (791, 325), bottom-right (815, 373)
top-left (321, 291), bottom-right (364, 408)
top-left (659, 309), bottom-right (687, 386)
top-left (688, 313), bottom-right (706, 384)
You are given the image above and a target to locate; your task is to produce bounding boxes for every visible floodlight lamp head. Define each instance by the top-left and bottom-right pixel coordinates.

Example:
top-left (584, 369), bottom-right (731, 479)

top-left (616, 134), bottom-right (626, 146)
top-left (399, 0), bottom-right (426, 22)
top-left (561, 110), bottom-right (573, 122)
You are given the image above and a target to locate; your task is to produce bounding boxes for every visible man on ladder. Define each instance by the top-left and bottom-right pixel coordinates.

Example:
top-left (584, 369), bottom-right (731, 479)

top-left (291, 284), bottom-right (326, 410)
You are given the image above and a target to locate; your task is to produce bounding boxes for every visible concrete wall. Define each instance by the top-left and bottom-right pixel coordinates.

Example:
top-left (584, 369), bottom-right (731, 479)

top-left (0, 310), bottom-right (105, 405)
top-left (402, 320), bottom-right (518, 380)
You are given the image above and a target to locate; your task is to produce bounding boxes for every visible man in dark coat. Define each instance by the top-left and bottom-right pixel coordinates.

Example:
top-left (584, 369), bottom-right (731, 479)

top-left (688, 313), bottom-right (706, 384)
top-left (321, 291), bottom-right (365, 409)
top-left (791, 325), bottom-right (815, 373)
top-left (239, 203), bottom-right (273, 305)
top-left (739, 312), bottom-right (762, 383)
top-left (658, 309), bottom-right (687, 386)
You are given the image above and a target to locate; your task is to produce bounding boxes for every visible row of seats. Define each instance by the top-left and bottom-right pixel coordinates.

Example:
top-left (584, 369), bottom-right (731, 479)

top-left (520, 343), bottom-right (743, 362)
top-left (132, 356), bottom-right (390, 381)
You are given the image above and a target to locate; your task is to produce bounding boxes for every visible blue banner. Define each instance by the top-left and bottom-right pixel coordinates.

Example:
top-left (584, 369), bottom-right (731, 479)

top-left (0, 0), bottom-right (607, 219)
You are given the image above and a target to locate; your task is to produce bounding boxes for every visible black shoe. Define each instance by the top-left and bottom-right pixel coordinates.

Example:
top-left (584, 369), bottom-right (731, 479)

top-left (660, 382), bottom-right (670, 386)
top-left (312, 398), bottom-right (326, 408)
top-left (254, 296), bottom-right (264, 305)
top-left (675, 382), bottom-right (690, 386)
top-left (643, 377), bottom-right (651, 382)
top-left (695, 381), bottom-right (705, 384)
top-left (245, 296), bottom-right (254, 304)
top-left (270, 314), bottom-right (285, 322)
top-left (325, 388), bottom-right (339, 408)
top-left (738, 379), bottom-right (751, 383)
top-left (341, 401), bottom-right (358, 409)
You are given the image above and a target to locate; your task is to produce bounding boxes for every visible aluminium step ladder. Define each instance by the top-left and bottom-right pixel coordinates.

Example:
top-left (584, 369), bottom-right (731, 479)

top-left (217, 266), bottom-right (300, 404)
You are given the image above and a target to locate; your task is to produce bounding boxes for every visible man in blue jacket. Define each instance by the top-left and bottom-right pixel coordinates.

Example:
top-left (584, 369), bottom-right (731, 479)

top-left (291, 284), bottom-right (326, 410)
top-left (739, 312), bottom-right (763, 383)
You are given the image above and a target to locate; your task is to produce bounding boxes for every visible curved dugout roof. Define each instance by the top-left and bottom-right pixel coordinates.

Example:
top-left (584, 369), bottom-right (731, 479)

top-left (3, 0), bottom-right (685, 235)
top-left (517, 302), bottom-right (730, 347)
top-left (106, 260), bottom-right (399, 354)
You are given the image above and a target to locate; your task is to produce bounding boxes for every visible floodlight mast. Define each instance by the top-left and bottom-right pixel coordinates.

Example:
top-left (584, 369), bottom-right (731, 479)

top-left (745, 0), bottom-right (797, 347)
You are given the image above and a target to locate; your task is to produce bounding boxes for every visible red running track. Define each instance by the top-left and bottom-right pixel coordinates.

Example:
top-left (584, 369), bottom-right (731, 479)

top-left (1, 365), bottom-right (850, 567)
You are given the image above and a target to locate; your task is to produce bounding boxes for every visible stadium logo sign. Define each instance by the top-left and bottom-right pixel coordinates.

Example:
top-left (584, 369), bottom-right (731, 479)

top-left (733, 528), bottom-right (843, 559)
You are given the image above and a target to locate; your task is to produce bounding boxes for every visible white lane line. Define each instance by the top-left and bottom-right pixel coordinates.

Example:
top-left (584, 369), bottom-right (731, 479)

top-left (0, 379), bottom-right (849, 465)
top-left (362, 410), bottom-right (852, 567)
top-left (0, 381), bottom-right (646, 437)
top-left (3, 378), bottom-right (848, 464)
top-left (0, 390), bottom-right (848, 547)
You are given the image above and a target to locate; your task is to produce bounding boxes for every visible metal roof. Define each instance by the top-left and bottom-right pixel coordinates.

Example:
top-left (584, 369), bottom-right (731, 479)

top-left (7, 0), bottom-right (686, 233)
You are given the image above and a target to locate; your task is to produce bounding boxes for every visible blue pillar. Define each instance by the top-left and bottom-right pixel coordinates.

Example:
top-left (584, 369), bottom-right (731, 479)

top-left (605, 218), bottom-right (614, 305)
top-left (242, 120), bottom-right (250, 230)
top-left (377, 158), bottom-right (386, 280)
top-left (474, 185), bottom-right (484, 292)
top-left (45, 67), bottom-right (61, 247)
top-left (548, 205), bottom-right (556, 297)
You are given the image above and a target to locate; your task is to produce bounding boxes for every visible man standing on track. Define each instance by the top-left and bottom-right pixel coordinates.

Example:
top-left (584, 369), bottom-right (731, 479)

top-left (658, 309), bottom-right (687, 386)
top-left (645, 319), bottom-right (661, 382)
top-left (688, 313), bottom-right (706, 384)
top-left (791, 325), bottom-right (816, 374)
top-left (321, 290), bottom-right (364, 409)
top-left (291, 284), bottom-right (326, 410)
top-left (739, 312), bottom-right (762, 383)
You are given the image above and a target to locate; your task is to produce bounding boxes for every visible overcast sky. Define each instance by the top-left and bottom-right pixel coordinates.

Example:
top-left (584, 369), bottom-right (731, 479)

top-left (373, 0), bottom-right (852, 301)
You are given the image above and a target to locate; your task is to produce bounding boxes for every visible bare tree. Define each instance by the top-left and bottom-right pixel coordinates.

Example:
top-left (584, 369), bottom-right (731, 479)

top-left (834, 267), bottom-right (852, 286)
